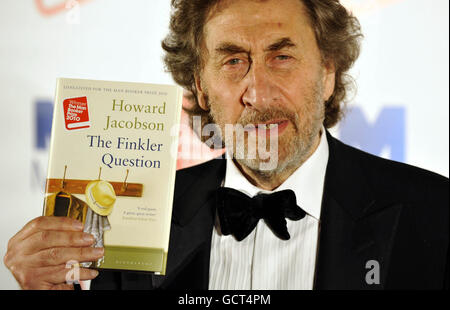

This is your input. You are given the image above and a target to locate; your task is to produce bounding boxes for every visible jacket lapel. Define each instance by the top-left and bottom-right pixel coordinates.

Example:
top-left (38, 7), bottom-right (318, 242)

top-left (152, 158), bottom-right (226, 289)
top-left (314, 132), bottom-right (403, 289)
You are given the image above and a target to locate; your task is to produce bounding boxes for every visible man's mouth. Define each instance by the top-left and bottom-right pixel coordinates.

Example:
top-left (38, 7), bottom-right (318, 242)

top-left (244, 120), bottom-right (289, 136)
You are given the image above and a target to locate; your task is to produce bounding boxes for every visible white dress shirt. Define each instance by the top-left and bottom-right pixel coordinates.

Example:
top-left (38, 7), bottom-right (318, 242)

top-left (208, 128), bottom-right (329, 290)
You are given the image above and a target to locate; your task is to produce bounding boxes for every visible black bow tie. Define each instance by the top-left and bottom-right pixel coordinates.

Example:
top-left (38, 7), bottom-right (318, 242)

top-left (216, 187), bottom-right (306, 241)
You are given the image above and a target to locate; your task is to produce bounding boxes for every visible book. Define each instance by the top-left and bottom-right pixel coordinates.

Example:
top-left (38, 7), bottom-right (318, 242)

top-left (43, 77), bottom-right (183, 274)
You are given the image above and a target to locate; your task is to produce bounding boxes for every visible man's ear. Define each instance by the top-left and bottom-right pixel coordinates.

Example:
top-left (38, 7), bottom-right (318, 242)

top-left (194, 74), bottom-right (209, 111)
top-left (322, 60), bottom-right (336, 102)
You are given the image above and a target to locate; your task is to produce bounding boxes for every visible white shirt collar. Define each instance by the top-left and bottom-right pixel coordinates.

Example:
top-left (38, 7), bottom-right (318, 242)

top-left (223, 127), bottom-right (329, 220)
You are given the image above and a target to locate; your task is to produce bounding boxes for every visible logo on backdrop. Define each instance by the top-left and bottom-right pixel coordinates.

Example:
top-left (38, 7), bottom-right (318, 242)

top-left (32, 100), bottom-right (53, 192)
top-left (35, 0), bottom-right (93, 24)
top-left (35, 100), bottom-right (53, 150)
top-left (35, 0), bottom-right (91, 17)
top-left (339, 106), bottom-right (406, 162)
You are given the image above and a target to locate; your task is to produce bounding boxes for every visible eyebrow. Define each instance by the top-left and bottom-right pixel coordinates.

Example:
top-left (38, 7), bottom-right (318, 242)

top-left (214, 37), bottom-right (296, 56)
top-left (215, 43), bottom-right (248, 55)
top-left (265, 37), bottom-right (296, 52)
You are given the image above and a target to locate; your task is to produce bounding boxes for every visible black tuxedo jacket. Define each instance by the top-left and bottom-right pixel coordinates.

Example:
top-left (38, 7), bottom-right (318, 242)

top-left (91, 132), bottom-right (449, 290)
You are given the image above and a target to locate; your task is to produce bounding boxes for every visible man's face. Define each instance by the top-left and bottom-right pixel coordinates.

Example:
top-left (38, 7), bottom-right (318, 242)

top-left (196, 0), bottom-right (335, 175)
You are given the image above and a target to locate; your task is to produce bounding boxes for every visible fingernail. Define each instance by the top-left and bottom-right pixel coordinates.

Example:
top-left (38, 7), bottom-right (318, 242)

top-left (73, 221), bottom-right (83, 230)
top-left (93, 247), bottom-right (104, 256)
top-left (90, 269), bottom-right (99, 277)
top-left (83, 233), bottom-right (94, 243)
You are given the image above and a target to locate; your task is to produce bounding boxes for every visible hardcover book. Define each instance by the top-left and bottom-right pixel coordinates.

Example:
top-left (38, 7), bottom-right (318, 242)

top-left (43, 78), bottom-right (183, 274)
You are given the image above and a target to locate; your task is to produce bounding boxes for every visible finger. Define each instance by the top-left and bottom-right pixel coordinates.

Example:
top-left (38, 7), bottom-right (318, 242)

top-left (37, 264), bottom-right (100, 284)
top-left (50, 284), bottom-right (74, 290)
top-left (21, 231), bottom-right (95, 254)
top-left (32, 247), bottom-right (104, 267)
top-left (11, 265), bottom-right (99, 290)
top-left (9, 216), bottom-right (84, 248)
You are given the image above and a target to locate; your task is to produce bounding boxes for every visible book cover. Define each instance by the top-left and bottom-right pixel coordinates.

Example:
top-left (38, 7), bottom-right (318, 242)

top-left (43, 78), bottom-right (183, 274)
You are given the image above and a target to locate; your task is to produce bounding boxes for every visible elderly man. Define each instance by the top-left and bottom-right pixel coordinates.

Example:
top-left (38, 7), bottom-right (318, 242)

top-left (4, 0), bottom-right (448, 290)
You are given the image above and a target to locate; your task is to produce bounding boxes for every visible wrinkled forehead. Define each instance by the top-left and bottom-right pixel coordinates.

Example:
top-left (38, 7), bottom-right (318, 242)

top-left (201, 0), bottom-right (316, 56)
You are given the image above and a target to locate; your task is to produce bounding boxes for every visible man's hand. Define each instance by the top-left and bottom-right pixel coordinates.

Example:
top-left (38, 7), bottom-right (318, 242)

top-left (3, 216), bottom-right (104, 290)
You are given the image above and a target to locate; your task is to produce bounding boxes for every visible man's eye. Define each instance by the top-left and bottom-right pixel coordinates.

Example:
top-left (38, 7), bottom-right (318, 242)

top-left (226, 58), bottom-right (242, 65)
top-left (275, 55), bottom-right (291, 61)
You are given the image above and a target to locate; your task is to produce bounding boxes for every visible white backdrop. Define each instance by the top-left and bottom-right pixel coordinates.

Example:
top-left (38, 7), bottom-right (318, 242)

top-left (0, 0), bottom-right (448, 289)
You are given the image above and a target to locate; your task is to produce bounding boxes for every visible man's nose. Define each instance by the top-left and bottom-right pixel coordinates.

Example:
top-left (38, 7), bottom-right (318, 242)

top-left (241, 62), bottom-right (279, 110)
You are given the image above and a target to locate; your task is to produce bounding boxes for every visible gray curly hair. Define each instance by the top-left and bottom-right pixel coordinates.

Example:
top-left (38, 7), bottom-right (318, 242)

top-left (162, 0), bottom-right (363, 133)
